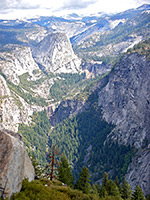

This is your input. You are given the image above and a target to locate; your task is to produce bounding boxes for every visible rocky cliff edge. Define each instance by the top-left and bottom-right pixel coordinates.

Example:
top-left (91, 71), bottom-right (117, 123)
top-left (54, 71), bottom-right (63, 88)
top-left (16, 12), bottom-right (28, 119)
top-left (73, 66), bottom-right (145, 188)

top-left (0, 129), bottom-right (35, 199)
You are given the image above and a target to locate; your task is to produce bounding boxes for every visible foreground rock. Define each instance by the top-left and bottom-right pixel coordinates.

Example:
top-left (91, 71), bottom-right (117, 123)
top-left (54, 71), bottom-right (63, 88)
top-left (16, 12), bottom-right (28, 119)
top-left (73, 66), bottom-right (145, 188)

top-left (0, 129), bottom-right (34, 199)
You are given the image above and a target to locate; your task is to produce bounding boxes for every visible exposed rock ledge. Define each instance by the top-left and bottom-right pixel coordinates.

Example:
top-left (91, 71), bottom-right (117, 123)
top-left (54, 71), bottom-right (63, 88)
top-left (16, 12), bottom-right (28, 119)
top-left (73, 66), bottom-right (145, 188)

top-left (126, 148), bottom-right (150, 196)
top-left (0, 129), bottom-right (35, 199)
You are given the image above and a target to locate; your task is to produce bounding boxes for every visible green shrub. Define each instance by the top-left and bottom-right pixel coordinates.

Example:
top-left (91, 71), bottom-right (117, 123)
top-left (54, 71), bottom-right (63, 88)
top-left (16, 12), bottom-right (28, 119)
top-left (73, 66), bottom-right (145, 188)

top-left (11, 179), bottom-right (99, 200)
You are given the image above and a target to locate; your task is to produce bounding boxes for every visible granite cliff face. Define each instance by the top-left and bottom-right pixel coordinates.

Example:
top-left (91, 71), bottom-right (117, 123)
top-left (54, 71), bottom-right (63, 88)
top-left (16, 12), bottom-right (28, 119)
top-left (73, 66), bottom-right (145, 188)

top-left (0, 73), bottom-right (43, 132)
top-left (0, 74), bottom-right (23, 132)
top-left (33, 32), bottom-right (81, 74)
top-left (96, 53), bottom-right (150, 194)
top-left (0, 129), bottom-right (34, 199)
top-left (0, 29), bottom-right (85, 131)
top-left (98, 53), bottom-right (150, 148)
top-left (48, 99), bottom-right (89, 126)
top-left (0, 45), bottom-right (39, 85)
top-left (0, 44), bottom-right (54, 132)
top-left (126, 148), bottom-right (150, 196)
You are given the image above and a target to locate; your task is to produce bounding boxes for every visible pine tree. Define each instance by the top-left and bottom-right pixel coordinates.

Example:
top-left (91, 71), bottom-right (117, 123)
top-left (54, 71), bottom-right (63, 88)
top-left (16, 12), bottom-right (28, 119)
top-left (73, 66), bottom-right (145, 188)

top-left (75, 166), bottom-right (91, 194)
top-left (121, 178), bottom-right (132, 199)
top-left (98, 172), bottom-right (109, 198)
top-left (90, 184), bottom-right (99, 196)
top-left (44, 145), bottom-right (60, 180)
top-left (115, 176), bottom-right (120, 189)
top-left (105, 180), bottom-right (121, 197)
top-left (99, 185), bottom-right (108, 198)
top-left (132, 185), bottom-right (145, 200)
top-left (102, 172), bottom-right (108, 187)
top-left (58, 153), bottom-right (74, 187)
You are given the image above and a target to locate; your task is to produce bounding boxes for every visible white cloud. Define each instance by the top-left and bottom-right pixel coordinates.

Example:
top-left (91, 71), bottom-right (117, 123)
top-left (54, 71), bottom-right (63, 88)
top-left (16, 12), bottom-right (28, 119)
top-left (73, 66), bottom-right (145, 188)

top-left (85, 0), bottom-right (137, 14)
top-left (135, 0), bottom-right (150, 4)
top-left (0, 0), bottom-right (149, 19)
top-left (0, 0), bottom-right (40, 10)
top-left (61, 0), bottom-right (97, 10)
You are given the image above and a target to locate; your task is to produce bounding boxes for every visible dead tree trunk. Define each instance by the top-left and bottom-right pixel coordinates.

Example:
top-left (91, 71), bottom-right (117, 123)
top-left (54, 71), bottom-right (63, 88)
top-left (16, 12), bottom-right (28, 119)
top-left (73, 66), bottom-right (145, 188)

top-left (44, 145), bottom-right (60, 181)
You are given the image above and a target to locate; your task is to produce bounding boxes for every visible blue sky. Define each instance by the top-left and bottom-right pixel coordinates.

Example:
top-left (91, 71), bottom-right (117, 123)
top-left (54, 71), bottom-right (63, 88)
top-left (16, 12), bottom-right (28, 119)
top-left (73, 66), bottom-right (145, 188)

top-left (0, 0), bottom-right (149, 19)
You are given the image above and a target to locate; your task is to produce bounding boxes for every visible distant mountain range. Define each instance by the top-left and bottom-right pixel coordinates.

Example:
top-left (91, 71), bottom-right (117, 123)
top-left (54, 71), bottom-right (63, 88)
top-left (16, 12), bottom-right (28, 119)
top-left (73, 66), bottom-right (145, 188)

top-left (0, 4), bottom-right (149, 71)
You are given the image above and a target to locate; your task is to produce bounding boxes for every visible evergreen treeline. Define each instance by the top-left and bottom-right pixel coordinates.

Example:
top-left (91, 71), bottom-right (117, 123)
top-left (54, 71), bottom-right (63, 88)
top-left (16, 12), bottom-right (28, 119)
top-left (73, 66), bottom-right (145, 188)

top-left (127, 38), bottom-right (150, 58)
top-left (56, 155), bottom-right (146, 200)
top-left (50, 94), bottom-right (134, 182)
top-left (18, 110), bottom-right (51, 164)
top-left (8, 155), bottom-right (147, 200)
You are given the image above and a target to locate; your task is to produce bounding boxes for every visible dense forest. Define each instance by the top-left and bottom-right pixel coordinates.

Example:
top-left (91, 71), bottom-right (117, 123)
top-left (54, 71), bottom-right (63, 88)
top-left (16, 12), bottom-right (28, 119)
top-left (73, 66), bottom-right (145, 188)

top-left (18, 110), bottom-right (51, 164)
top-left (17, 89), bottom-right (134, 183)
top-left (49, 92), bottom-right (134, 182)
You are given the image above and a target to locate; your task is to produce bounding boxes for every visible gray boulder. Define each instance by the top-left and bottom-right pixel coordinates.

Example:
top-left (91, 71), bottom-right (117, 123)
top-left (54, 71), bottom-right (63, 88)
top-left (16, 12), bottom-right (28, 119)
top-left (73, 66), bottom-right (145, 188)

top-left (0, 129), bottom-right (35, 199)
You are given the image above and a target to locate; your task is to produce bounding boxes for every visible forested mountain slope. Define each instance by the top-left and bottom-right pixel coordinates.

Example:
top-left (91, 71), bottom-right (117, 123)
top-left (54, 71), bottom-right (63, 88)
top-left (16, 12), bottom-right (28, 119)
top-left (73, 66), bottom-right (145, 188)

top-left (48, 40), bottom-right (150, 195)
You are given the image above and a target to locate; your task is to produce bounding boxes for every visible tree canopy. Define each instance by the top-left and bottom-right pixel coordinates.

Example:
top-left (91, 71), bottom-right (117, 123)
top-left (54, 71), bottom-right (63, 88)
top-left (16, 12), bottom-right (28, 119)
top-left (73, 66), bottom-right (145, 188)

top-left (75, 166), bottom-right (91, 194)
top-left (132, 185), bottom-right (145, 200)
top-left (58, 153), bottom-right (74, 187)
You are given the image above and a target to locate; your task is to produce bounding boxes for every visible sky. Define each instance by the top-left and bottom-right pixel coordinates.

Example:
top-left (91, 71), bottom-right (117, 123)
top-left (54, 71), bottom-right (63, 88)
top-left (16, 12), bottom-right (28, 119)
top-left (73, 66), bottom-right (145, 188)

top-left (0, 0), bottom-right (149, 19)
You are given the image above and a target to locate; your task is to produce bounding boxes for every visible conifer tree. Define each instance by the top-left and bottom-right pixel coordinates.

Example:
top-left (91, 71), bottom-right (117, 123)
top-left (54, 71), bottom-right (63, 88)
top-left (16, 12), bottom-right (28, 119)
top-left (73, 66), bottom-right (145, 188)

top-left (91, 184), bottom-right (99, 196)
top-left (121, 178), bottom-right (132, 199)
top-left (102, 172), bottom-right (108, 187)
top-left (44, 145), bottom-right (60, 180)
top-left (132, 185), bottom-right (145, 200)
top-left (99, 185), bottom-right (108, 198)
top-left (58, 153), bottom-right (73, 187)
top-left (75, 166), bottom-right (90, 194)
top-left (105, 180), bottom-right (121, 197)
top-left (99, 172), bottom-right (109, 198)
top-left (115, 176), bottom-right (120, 189)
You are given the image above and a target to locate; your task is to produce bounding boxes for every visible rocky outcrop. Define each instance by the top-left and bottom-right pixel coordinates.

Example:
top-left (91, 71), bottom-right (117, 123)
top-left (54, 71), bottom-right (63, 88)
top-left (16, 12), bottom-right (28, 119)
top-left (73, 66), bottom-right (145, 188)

top-left (0, 44), bottom-right (40, 85)
top-left (0, 74), bottom-right (44, 132)
top-left (48, 99), bottom-right (88, 126)
top-left (33, 32), bottom-right (81, 74)
top-left (96, 53), bottom-right (150, 195)
top-left (0, 43), bottom-right (54, 132)
top-left (82, 61), bottom-right (111, 77)
top-left (98, 53), bottom-right (150, 148)
top-left (125, 149), bottom-right (150, 196)
top-left (0, 75), bottom-right (21, 132)
top-left (0, 129), bottom-right (34, 199)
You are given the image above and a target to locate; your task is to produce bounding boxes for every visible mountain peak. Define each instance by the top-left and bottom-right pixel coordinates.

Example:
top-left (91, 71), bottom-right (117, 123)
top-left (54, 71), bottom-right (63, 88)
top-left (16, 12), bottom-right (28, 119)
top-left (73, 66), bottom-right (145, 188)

top-left (137, 4), bottom-right (150, 10)
top-left (33, 32), bottom-right (81, 74)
